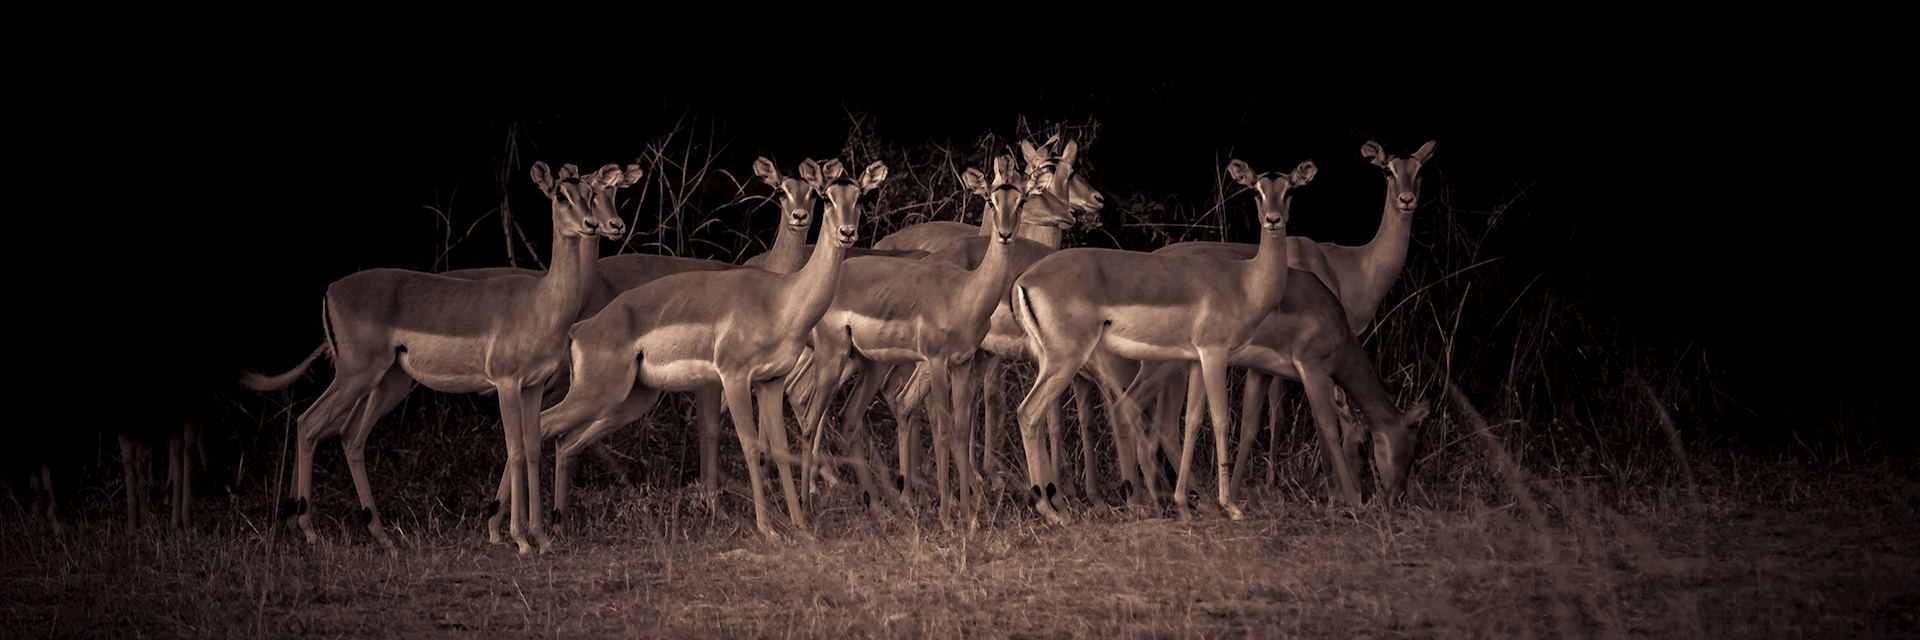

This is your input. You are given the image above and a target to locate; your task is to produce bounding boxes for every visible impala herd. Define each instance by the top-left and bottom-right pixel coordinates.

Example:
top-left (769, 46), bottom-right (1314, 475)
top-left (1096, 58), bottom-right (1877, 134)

top-left (28, 135), bottom-right (1441, 555)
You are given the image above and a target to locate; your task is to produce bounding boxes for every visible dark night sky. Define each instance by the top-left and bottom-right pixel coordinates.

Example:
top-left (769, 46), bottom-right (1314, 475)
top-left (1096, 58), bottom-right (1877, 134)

top-left (51, 41), bottom-right (1901, 431)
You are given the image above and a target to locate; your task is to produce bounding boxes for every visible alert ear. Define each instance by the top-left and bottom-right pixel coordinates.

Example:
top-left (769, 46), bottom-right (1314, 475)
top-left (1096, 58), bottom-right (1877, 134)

top-left (1288, 160), bottom-right (1318, 186)
top-left (819, 159), bottom-right (847, 184)
top-left (1225, 159), bottom-right (1255, 187)
top-left (1360, 140), bottom-right (1388, 167)
top-left (961, 167), bottom-right (989, 196)
top-left (857, 161), bottom-right (889, 193)
top-left (531, 161), bottom-right (556, 195)
top-left (1019, 140), bottom-right (1048, 168)
top-left (753, 156), bottom-right (781, 187)
top-left (1411, 139), bottom-right (1437, 164)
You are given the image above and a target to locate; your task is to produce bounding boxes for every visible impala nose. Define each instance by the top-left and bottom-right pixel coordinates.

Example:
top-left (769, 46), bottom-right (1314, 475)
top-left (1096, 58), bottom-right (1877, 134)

top-left (1398, 193), bottom-right (1416, 209)
top-left (1087, 191), bottom-right (1106, 209)
top-left (600, 217), bottom-right (626, 237)
top-left (583, 218), bottom-right (598, 230)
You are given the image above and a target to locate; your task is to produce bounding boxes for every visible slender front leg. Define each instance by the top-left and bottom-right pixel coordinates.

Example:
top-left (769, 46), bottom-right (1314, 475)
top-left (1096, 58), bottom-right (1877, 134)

top-left (519, 384), bottom-right (553, 553)
top-left (696, 387), bottom-right (723, 514)
top-left (720, 377), bottom-right (779, 540)
top-left (1172, 366), bottom-right (1206, 521)
top-left (755, 382), bottom-right (806, 533)
top-left (1267, 379), bottom-right (1287, 488)
top-left (978, 356), bottom-right (1005, 476)
top-left (1197, 352), bottom-right (1244, 519)
top-left (949, 357), bottom-right (979, 521)
top-left (1299, 369), bottom-right (1363, 507)
top-left (495, 381), bottom-right (533, 555)
top-left (1230, 371), bottom-right (1267, 503)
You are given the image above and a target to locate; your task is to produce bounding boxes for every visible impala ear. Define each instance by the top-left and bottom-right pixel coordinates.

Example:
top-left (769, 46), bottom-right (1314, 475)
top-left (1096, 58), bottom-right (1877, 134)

top-left (819, 159), bottom-right (847, 184)
top-left (1361, 140), bottom-right (1388, 167)
top-left (993, 155), bottom-right (1018, 186)
top-left (1225, 159), bottom-right (1256, 187)
top-left (1289, 160), bottom-right (1318, 187)
top-left (858, 161), bottom-right (889, 192)
top-left (797, 159), bottom-right (823, 190)
top-left (558, 163), bottom-right (581, 180)
top-left (617, 164), bottom-right (644, 188)
top-left (961, 168), bottom-right (989, 196)
top-left (589, 163), bottom-right (625, 188)
top-left (531, 161), bottom-right (556, 195)
top-left (1019, 140), bottom-right (1048, 168)
top-left (753, 156), bottom-right (781, 187)
top-left (1412, 139), bottom-right (1437, 165)
top-left (1058, 139), bottom-right (1079, 166)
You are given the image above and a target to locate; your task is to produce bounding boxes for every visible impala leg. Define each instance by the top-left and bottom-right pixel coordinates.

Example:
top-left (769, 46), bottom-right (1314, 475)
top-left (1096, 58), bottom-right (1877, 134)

top-left (344, 366), bottom-right (409, 552)
top-left (1268, 379), bottom-right (1287, 488)
top-left (1230, 371), bottom-right (1267, 504)
top-left (495, 381), bottom-right (533, 555)
top-left (949, 358), bottom-right (980, 520)
top-left (1300, 369), bottom-right (1364, 507)
top-left (756, 382), bottom-right (806, 534)
top-left (1197, 352), bottom-right (1243, 520)
top-left (720, 377), bottom-right (779, 540)
top-left (1173, 366), bottom-right (1207, 521)
top-left (695, 387), bottom-right (723, 514)
top-left (978, 356), bottom-right (1006, 477)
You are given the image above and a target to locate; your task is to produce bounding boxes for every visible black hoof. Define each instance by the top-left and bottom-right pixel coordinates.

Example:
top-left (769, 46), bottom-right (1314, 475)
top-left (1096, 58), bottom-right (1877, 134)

top-left (483, 499), bottom-right (501, 519)
top-left (277, 497), bottom-right (310, 519)
top-left (1119, 479), bottom-right (1134, 500)
top-left (356, 507), bottom-right (374, 527)
top-left (1045, 483), bottom-right (1058, 501)
top-left (1028, 485), bottom-right (1042, 508)
top-left (895, 475), bottom-right (906, 492)
top-left (550, 509), bottom-right (564, 525)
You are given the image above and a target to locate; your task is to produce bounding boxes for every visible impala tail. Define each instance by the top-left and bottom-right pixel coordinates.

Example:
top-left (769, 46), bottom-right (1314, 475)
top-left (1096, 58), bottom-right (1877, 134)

top-left (239, 294), bottom-right (335, 391)
top-left (239, 343), bottom-right (329, 391)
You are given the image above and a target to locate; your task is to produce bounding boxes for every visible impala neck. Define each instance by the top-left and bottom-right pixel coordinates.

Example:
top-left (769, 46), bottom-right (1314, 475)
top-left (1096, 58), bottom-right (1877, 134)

top-left (1014, 223), bottom-right (1064, 249)
top-left (764, 222), bottom-right (812, 274)
top-left (959, 237), bottom-right (1020, 328)
top-left (778, 233), bottom-right (849, 332)
top-left (1350, 185), bottom-right (1416, 327)
top-left (537, 221), bottom-right (595, 320)
top-left (1242, 225), bottom-right (1291, 314)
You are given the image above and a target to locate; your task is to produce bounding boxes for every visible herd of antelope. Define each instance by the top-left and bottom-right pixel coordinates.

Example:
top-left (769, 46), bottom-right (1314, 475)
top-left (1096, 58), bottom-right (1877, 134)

top-left (27, 135), bottom-right (1441, 555)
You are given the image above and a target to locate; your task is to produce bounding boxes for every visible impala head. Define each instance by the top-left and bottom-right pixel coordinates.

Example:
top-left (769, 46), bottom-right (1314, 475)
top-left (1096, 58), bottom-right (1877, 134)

top-left (1373, 400), bottom-right (1430, 504)
top-left (1226, 158), bottom-right (1317, 235)
top-left (532, 161), bottom-right (641, 239)
top-left (1362, 139), bottom-right (1435, 213)
top-left (963, 155), bottom-right (1042, 245)
top-left (819, 160), bottom-right (887, 247)
top-left (1019, 137), bottom-right (1105, 214)
top-left (753, 157), bottom-right (827, 232)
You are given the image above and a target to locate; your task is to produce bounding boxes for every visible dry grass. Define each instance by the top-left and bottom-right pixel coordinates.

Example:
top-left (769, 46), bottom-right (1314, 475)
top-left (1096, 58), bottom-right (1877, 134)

top-left (4, 463), bottom-right (1916, 638)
